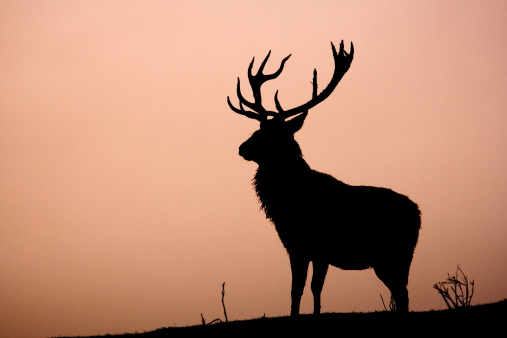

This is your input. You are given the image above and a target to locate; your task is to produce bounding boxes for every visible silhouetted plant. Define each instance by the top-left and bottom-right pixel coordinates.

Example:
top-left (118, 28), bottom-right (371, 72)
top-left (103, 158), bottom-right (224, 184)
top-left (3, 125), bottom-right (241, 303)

top-left (228, 40), bottom-right (421, 315)
top-left (221, 282), bottom-right (228, 322)
top-left (201, 282), bottom-right (228, 325)
top-left (433, 265), bottom-right (474, 309)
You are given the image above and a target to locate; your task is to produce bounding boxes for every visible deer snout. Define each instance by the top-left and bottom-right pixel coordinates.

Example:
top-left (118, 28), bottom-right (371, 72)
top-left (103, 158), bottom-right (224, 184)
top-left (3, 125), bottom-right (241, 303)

top-left (239, 142), bottom-right (255, 161)
top-left (239, 144), bottom-right (248, 160)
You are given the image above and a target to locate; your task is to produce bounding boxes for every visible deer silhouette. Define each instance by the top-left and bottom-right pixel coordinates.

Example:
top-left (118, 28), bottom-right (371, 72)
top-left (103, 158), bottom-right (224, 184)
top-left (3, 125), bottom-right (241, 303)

top-left (228, 41), bottom-right (421, 315)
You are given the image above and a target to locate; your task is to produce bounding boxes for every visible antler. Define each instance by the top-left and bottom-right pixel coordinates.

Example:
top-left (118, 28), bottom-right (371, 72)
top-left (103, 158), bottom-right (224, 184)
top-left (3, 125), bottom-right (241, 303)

top-left (228, 40), bottom-right (354, 121)
top-left (227, 51), bottom-right (291, 121)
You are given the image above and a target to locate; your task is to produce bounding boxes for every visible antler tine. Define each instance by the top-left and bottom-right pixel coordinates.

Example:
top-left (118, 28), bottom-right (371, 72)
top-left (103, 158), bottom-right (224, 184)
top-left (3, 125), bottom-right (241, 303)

top-left (227, 96), bottom-right (263, 121)
top-left (229, 50), bottom-right (292, 121)
top-left (276, 69), bottom-right (317, 117)
top-left (251, 52), bottom-right (292, 82)
top-left (274, 90), bottom-right (284, 113)
top-left (243, 52), bottom-right (291, 116)
top-left (227, 79), bottom-right (263, 121)
top-left (278, 40), bottom-right (353, 120)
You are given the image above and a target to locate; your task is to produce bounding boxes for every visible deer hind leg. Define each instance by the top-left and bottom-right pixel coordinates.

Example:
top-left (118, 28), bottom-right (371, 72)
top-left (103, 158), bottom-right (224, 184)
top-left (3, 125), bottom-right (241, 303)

top-left (311, 261), bottom-right (329, 315)
top-left (289, 253), bottom-right (310, 316)
top-left (374, 264), bottom-right (410, 312)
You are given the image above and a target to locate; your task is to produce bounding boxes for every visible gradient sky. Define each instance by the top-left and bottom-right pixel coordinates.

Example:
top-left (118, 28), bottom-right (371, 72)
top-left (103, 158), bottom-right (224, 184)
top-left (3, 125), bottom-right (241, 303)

top-left (1, 1), bottom-right (506, 337)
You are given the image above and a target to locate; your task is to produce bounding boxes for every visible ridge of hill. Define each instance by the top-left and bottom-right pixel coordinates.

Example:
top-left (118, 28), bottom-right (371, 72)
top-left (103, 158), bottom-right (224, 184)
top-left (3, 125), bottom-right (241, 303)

top-left (62, 299), bottom-right (507, 337)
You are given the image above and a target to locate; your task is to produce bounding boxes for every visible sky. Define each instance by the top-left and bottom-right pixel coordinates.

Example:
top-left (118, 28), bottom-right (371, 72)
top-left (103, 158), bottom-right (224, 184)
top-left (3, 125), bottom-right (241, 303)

top-left (1, 1), bottom-right (506, 337)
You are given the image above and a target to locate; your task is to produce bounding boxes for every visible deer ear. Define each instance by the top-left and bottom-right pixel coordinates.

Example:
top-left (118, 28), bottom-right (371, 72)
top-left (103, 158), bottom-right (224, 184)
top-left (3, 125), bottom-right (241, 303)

top-left (286, 111), bottom-right (308, 133)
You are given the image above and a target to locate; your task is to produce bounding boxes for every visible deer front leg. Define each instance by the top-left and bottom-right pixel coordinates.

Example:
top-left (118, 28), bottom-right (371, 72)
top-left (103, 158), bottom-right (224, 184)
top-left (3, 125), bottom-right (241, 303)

top-left (311, 261), bottom-right (329, 315)
top-left (289, 253), bottom-right (309, 316)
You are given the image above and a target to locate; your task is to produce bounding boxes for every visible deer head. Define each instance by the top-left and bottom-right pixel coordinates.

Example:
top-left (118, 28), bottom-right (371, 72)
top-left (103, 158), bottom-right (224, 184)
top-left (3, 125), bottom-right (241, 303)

top-left (228, 41), bottom-right (354, 165)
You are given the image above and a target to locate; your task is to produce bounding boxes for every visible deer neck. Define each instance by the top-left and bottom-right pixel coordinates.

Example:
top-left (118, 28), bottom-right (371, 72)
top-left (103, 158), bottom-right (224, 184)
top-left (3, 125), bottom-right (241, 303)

top-left (253, 155), bottom-right (310, 210)
top-left (256, 154), bottom-right (310, 178)
top-left (252, 156), bottom-right (310, 224)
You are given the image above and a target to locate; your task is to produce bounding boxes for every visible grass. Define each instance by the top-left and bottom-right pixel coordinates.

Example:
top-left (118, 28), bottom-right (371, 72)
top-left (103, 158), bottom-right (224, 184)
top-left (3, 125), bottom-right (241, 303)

top-left (60, 298), bottom-right (507, 337)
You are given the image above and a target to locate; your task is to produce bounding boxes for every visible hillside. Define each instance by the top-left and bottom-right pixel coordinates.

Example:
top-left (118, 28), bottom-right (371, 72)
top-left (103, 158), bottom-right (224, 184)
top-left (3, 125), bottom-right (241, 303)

top-left (63, 299), bottom-right (507, 337)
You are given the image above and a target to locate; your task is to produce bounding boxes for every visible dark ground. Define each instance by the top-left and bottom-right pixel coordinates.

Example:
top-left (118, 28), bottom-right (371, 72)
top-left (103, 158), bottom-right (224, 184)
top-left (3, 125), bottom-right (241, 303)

top-left (61, 299), bottom-right (507, 337)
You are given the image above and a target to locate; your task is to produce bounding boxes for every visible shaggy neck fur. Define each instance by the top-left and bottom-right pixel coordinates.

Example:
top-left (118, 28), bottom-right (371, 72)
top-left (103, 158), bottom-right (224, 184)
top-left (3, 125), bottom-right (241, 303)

top-left (253, 153), bottom-right (311, 222)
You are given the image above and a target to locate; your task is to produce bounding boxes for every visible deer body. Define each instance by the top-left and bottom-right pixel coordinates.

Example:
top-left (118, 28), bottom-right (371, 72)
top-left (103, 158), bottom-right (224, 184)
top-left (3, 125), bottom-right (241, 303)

top-left (229, 41), bottom-right (421, 315)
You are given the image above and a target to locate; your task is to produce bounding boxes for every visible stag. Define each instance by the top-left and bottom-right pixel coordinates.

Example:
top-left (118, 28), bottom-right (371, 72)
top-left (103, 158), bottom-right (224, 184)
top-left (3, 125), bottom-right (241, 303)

top-left (228, 41), bottom-right (421, 315)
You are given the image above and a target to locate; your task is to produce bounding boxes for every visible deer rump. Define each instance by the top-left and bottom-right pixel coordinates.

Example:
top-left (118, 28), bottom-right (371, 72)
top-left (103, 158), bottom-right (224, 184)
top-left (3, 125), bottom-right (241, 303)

top-left (254, 168), bottom-right (421, 271)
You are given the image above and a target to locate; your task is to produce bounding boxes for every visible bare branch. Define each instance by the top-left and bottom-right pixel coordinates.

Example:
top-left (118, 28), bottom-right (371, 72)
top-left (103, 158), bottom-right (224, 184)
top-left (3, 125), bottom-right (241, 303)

top-left (221, 282), bottom-right (228, 323)
top-left (433, 265), bottom-right (474, 309)
top-left (200, 282), bottom-right (229, 325)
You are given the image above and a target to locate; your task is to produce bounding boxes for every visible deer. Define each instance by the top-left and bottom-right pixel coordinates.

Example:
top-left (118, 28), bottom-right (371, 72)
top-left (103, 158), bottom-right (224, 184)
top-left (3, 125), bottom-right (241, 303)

top-left (227, 41), bottom-right (421, 315)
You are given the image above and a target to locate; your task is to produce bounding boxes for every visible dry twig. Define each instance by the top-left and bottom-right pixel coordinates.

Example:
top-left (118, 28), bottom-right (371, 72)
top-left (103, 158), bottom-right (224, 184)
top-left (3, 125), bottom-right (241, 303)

top-left (200, 282), bottom-right (228, 325)
top-left (433, 265), bottom-right (474, 309)
top-left (221, 282), bottom-right (228, 322)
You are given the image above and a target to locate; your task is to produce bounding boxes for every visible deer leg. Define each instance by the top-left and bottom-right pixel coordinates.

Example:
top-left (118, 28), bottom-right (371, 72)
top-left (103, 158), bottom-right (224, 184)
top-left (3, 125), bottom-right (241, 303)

top-left (391, 284), bottom-right (409, 312)
top-left (311, 261), bottom-right (329, 315)
top-left (289, 253), bottom-right (309, 316)
top-left (374, 265), bottom-right (410, 312)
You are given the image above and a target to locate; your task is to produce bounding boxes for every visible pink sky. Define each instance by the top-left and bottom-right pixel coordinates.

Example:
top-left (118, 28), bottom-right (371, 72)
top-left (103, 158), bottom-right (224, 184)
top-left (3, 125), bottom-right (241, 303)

top-left (1, 1), bottom-right (506, 337)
